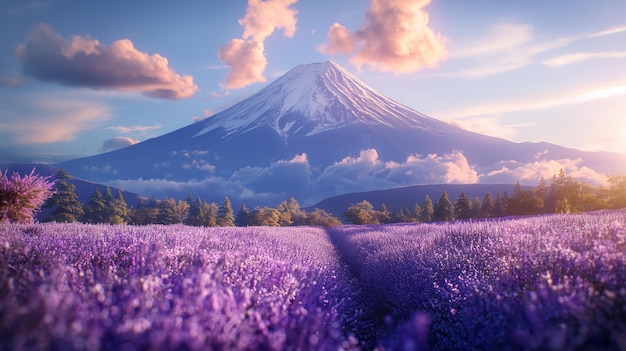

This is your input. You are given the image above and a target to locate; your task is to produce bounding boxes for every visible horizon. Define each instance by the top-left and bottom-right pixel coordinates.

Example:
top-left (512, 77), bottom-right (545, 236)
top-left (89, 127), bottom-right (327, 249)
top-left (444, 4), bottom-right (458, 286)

top-left (0, 1), bottom-right (625, 164)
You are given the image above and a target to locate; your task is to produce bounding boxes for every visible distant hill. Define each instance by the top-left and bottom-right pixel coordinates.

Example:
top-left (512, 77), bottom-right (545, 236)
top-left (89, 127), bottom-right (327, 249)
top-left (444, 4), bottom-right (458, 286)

top-left (308, 183), bottom-right (529, 219)
top-left (1, 163), bottom-right (143, 221)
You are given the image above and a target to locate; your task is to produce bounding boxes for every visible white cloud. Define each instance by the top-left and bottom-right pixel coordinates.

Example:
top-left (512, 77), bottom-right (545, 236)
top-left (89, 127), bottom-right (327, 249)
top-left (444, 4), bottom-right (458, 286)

top-left (0, 95), bottom-right (110, 144)
top-left (444, 22), bottom-right (626, 78)
top-left (479, 158), bottom-right (608, 186)
top-left (543, 51), bottom-right (626, 67)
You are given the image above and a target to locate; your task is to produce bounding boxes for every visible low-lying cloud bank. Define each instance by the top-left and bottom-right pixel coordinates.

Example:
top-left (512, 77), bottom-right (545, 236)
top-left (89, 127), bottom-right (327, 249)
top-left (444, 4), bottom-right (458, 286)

top-left (105, 149), bottom-right (608, 208)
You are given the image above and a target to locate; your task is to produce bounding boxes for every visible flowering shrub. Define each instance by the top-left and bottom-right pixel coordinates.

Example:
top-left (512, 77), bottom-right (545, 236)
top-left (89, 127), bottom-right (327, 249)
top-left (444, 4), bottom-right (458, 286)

top-left (0, 224), bottom-right (360, 350)
top-left (0, 169), bottom-right (55, 223)
top-left (328, 210), bottom-right (626, 350)
top-left (2, 210), bottom-right (625, 350)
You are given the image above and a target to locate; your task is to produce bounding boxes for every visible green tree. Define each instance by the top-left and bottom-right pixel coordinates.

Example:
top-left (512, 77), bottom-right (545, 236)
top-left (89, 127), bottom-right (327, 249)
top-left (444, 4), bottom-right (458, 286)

top-left (304, 208), bottom-right (341, 227)
top-left (412, 203), bottom-right (422, 222)
top-left (83, 188), bottom-right (107, 224)
top-left (470, 197), bottom-right (482, 218)
top-left (250, 207), bottom-right (280, 226)
top-left (419, 195), bottom-right (434, 222)
top-left (454, 192), bottom-right (472, 220)
top-left (433, 191), bottom-right (454, 222)
top-left (45, 169), bottom-right (84, 223)
top-left (343, 200), bottom-right (378, 225)
top-left (158, 197), bottom-right (190, 224)
top-left (375, 203), bottom-right (392, 224)
top-left (507, 182), bottom-right (543, 216)
top-left (217, 197), bottom-right (235, 226)
top-left (104, 189), bottom-right (129, 224)
top-left (186, 197), bottom-right (217, 227)
top-left (609, 176), bottom-right (626, 209)
top-left (275, 197), bottom-right (306, 226)
top-left (236, 204), bottom-right (251, 226)
top-left (130, 197), bottom-right (160, 225)
top-left (480, 192), bottom-right (495, 218)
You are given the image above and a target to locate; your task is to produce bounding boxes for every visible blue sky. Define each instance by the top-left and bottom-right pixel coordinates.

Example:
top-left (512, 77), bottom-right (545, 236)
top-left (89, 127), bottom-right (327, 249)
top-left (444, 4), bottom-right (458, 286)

top-left (1, 0), bottom-right (625, 164)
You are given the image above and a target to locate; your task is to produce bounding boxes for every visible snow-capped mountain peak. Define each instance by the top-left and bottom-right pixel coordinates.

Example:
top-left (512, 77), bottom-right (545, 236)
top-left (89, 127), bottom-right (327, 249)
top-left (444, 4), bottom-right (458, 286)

top-left (196, 61), bottom-right (450, 140)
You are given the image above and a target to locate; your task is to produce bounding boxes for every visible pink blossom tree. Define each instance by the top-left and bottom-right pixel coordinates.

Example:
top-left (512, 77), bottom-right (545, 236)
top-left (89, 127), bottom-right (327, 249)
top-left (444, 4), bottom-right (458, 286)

top-left (0, 169), bottom-right (56, 223)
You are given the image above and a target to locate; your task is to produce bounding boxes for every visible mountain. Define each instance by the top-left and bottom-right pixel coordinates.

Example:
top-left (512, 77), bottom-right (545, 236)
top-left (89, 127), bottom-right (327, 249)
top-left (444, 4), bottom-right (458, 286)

top-left (58, 61), bottom-right (626, 207)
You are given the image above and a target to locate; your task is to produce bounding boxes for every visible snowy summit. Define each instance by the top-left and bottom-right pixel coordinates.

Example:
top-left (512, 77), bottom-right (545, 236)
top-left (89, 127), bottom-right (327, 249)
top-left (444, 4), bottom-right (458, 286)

top-left (196, 61), bottom-right (451, 140)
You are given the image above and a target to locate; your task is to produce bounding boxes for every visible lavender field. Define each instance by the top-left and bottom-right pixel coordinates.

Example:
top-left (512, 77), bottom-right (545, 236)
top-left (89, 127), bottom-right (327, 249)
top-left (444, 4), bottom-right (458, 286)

top-left (2, 210), bottom-right (626, 350)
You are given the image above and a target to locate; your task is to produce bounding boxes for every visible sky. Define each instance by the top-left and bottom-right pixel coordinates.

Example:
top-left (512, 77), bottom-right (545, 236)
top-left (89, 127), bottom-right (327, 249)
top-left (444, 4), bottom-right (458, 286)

top-left (1, 0), bottom-right (625, 164)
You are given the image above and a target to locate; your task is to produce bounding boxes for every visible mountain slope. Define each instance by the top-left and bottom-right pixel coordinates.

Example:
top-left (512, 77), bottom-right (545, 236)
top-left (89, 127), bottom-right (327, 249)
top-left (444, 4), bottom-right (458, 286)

top-left (58, 61), bottom-right (626, 207)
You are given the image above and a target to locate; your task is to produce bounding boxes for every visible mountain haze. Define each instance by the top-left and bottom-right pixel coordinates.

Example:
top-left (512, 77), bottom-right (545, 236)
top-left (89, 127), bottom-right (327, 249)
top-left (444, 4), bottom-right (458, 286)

top-left (58, 61), bottom-right (626, 207)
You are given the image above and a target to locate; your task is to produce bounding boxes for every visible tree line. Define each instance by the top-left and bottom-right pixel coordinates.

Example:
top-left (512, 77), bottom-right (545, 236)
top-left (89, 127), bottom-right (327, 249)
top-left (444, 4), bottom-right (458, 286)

top-left (3, 168), bottom-right (626, 226)
top-left (343, 169), bottom-right (626, 225)
top-left (42, 170), bottom-right (341, 227)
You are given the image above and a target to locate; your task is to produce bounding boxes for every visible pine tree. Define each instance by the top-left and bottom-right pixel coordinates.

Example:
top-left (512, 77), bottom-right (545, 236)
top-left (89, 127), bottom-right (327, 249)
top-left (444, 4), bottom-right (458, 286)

top-left (236, 204), bottom-right (251, 226)
top-left (217, 196), bottom-right (235, 227)
top-left (434, 191), bottom-right (454, 222)
top-left (83, 188), bottom-right (107, 224)
top-left (157, 197), bottom-right (190, 224)
top-left (419, 195), bottom-right (434, 222)
top-left (480, 192), bottom-right (495, 218)
top-left (471, 197), bottom-right (482, 218)
top-left (454, 192), bottom-right (472, 220)
top-left (45, 169), bottom-right (84, 223)
top-left (412, 203), bottom-right (422, 222)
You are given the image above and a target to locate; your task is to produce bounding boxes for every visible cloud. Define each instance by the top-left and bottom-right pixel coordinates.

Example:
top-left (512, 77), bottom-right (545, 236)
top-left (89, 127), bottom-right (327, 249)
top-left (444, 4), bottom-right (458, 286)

top-left (444, 22), bottom-right (626, 78)
top-left (543, 51), bottom-right (626, 67)
top-left (105, 125), bottom-right (161, 135)
top-left (447, 116), bottom-right (536, 141)
top-left (218, 39), bottom-right (267, 89)
top-left (437, 80), bottom-right (626, 119)
top-left (319, 0), bottom-right (447, 73)
top-left (15, 23), bottom-right (198, 99)
top-left (101, 136), bottom-right (139, 152)
top-left (218, 0), bottom-right (298, 90)
top-left (0, 95), bottom-right (110, 144)
top-left (0, 64), bottom-right (21, 86)
top-left (317, 23), bottom-right (356, 55)
top-left (479, 158), bottom-right (608, 186)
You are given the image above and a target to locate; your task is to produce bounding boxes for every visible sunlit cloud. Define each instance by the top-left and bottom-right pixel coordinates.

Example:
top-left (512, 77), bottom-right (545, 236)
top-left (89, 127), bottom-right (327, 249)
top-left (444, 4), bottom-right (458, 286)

top-left (448, 116), bottom-right (536, 140)
top-left (590, 25), bottom-right (626, 37)
top-left (15, 23), bottom-right (198, 99)
top-left (543, 51), bottom-right (626, 67)
top-left (0, 96), bottom-right (110, 144)
top-left (105, 125), bottom-right (161, 135)
top-left (218, 0), bottom-right (298, 90)
top-left (319, 0), bottom-right (447, 74)
top-left (445, 22), bottom-right (626, 78)
top-left (101, 136), bottom-right (139, 152)
top-left (437, 80), bottom-right (626, 119)
top-left (480, 158), bottom-right (608, 186)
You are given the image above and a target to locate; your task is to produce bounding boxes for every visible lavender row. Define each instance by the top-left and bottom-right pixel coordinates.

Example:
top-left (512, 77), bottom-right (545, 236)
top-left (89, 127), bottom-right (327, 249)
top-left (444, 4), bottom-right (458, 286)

top-left (0, 224), bottom-right (361, 350)
top-left (328, 210), bottom-right (626, 350)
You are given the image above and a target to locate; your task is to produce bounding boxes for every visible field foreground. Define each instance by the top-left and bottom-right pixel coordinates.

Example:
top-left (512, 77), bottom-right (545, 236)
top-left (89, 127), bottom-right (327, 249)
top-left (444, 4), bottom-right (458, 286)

top-left (1, 210), bottom-right (625, 350)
